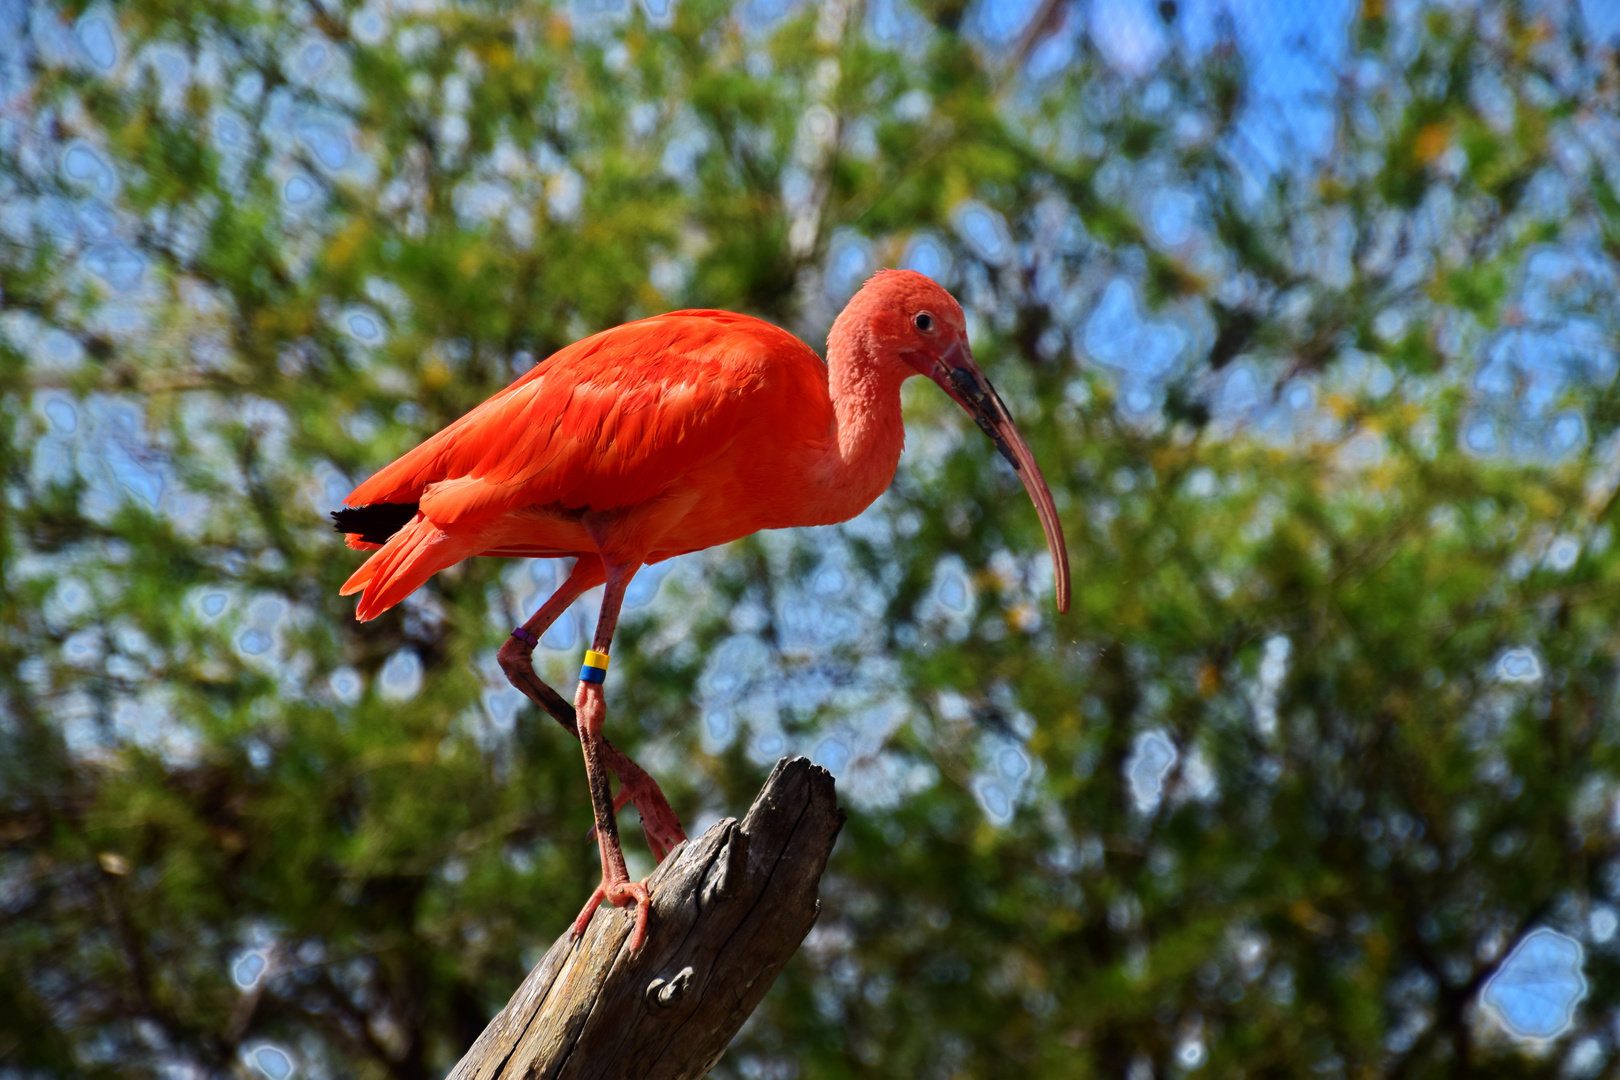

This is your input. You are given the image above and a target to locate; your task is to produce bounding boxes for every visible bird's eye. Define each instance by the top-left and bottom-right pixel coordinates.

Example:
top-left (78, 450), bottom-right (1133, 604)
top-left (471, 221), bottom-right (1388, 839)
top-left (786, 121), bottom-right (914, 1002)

top-left (913, 312), bottom-right (934, 333)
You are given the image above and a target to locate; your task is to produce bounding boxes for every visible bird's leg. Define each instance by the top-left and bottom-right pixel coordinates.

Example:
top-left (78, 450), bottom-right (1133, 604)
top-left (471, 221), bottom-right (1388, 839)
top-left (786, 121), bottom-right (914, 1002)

top-left (570, 560), bottom-right (653, 951)
top-left (584, 740), bottom-right (685, 862)
top-left (497, 560), bottom-right (684, 861)
top-left (496, 561), bottom-right (596, 739)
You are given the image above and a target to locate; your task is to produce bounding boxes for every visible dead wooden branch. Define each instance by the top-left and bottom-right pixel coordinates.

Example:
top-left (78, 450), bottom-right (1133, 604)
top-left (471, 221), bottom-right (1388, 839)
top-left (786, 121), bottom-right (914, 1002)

top-left (448, 756), bottom-right (844, 1080)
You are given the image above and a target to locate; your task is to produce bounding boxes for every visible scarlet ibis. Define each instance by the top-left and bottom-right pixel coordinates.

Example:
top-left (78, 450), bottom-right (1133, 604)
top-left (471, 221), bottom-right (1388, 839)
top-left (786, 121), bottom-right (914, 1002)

top-left (333, 270), bottom-right (1069, 950)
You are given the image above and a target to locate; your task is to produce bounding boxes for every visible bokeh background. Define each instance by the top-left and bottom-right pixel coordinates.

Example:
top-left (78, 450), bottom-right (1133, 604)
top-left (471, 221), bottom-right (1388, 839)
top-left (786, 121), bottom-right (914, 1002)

top-left (4, 0), bottom-right (1620, 1075)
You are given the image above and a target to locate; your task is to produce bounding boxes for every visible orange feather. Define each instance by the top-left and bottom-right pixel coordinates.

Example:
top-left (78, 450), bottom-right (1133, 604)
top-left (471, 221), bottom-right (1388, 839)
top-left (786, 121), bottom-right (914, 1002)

top-left (342, 310), bottom-right (841, 620)
top-left (347, 311), bottom-right (821, 520)
top-left (341, 271), bottom-right (1070, 623)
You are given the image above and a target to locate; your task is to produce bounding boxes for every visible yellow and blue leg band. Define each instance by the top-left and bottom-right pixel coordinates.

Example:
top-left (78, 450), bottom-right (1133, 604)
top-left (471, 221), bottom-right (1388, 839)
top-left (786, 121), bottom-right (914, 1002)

top-left (579, 650), bottom-right (610, 684)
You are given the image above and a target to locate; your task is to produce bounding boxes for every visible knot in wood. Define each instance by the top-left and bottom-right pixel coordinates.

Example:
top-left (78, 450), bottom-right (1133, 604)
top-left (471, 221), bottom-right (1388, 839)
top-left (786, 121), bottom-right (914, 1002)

top-left (701, 827), bottom-right (746, 907)
top-left (646, 966), bottom-right (694, 1009)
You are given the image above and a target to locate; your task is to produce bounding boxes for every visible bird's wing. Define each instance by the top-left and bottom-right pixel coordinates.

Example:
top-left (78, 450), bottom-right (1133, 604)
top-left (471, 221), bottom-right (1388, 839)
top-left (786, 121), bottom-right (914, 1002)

top-left (345, 311), bottom-right (823, 525)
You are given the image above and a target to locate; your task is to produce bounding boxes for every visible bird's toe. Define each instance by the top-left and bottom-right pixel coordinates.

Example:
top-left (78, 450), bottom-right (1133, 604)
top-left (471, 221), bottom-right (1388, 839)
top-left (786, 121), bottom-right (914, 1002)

top-left (605, 879), bottom-right (652, 952)
top-left (569, 882), bottom-right (607, 942)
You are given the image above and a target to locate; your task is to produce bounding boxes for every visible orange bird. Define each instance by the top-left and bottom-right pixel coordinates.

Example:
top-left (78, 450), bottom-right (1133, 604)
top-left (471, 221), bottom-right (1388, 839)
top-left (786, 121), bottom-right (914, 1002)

top-left (334, 270), bottom-right (1069, 950)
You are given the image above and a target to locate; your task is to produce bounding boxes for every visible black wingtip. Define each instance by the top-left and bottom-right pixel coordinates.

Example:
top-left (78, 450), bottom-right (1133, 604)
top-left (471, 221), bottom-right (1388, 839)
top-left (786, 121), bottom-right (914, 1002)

top-left (331, 502), bottom-right (419, 546)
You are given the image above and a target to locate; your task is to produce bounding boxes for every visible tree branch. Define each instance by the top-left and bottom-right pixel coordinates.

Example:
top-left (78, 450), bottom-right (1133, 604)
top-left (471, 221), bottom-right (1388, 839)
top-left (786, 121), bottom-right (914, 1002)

top-left (448, 756), bottom-right (844, 1080)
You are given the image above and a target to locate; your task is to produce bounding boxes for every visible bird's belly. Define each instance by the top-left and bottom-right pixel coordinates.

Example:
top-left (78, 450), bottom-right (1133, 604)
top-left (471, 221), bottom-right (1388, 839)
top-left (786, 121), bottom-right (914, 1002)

top-left (643, 467), bottom-right (869, 561)
top-left (644, 516), bottom-right (771, 562)
top-left (465, 435), bottom-right (889, 565)
top-left (472, 506), bottom-right (594, 557)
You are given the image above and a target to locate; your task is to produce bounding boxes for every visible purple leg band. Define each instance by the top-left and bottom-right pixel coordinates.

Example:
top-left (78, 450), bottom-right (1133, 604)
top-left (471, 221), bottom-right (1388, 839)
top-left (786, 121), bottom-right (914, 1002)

top-left (511, 626), bottom-right (539, 648)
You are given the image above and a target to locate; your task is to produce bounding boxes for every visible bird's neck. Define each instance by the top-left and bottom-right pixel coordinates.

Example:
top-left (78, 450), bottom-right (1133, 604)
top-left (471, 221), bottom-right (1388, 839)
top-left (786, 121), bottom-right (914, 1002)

top-left (814, 327), bottom-right (907, 520)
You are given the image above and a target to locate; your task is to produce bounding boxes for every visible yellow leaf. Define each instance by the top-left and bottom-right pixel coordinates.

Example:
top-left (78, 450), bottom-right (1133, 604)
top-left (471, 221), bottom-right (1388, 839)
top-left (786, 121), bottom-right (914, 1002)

top-left (1289, 900), bottom-right (1334, 935)
top-left (1197, 661), bottom-right (1220, 698)
top-left (422, 356), bottom-right (450, 390)
top-left (1413, 122), bottom-right (1450, 165)
top-left (326, 219), bottom-right (369, 269)
top-left (485, 43), bottom-right (514, 71)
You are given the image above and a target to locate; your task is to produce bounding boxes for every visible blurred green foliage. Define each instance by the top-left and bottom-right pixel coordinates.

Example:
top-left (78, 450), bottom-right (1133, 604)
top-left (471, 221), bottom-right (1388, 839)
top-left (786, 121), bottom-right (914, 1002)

top-left (4, 1), bottom-right (1620, 1078)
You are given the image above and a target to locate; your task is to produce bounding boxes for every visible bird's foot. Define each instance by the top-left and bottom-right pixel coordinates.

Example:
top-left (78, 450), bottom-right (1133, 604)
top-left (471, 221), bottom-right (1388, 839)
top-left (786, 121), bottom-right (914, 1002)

top-left (570, 876), bottom-right (652, 952)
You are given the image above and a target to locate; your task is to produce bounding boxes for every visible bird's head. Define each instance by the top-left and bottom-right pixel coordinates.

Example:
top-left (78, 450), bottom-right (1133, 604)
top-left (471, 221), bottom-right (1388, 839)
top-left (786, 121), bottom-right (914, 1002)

top-left (842, 269), bottom-right (1071, 614)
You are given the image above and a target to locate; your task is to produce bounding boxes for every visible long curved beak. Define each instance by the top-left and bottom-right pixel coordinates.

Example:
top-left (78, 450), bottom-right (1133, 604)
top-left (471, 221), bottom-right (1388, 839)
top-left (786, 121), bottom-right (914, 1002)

top-left (926, 341), bottom-right (1071, 614)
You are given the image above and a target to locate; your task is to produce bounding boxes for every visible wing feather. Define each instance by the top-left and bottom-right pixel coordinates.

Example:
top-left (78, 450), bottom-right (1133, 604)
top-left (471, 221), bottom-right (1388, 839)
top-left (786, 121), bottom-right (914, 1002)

top-left (345, 311), bottom-right (820, 525)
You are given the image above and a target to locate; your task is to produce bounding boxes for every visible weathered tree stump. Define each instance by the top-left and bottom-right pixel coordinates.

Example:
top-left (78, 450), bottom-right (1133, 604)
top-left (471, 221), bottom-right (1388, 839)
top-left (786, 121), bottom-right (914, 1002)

top-left (448, 757), bottom-right (844, 1080)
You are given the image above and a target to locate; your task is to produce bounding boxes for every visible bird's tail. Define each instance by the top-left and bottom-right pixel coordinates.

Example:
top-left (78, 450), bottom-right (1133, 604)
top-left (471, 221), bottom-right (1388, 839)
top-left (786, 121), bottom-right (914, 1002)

top-left (340, 512), bottom-right (480, 621)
